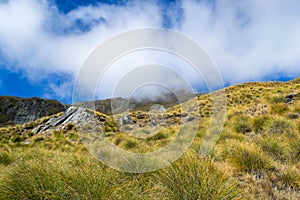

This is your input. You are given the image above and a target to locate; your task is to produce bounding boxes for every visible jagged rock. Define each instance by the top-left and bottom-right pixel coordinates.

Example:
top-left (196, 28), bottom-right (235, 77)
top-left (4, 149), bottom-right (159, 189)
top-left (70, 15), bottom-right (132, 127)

top-left (284, 93), bottom-right (299, 104)
top-left (150, 104), bottom-right (166, 113)
top-left (119, 114), bottom-right (135, 125)
top-left (0, 96), bottom-right (67, 125)
top-left (33, 106), bottom-right (103, 134)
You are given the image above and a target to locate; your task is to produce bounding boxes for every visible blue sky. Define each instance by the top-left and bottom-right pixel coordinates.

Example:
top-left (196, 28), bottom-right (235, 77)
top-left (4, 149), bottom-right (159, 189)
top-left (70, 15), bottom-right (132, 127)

top-left (0, 0), bottom-right (300, 103)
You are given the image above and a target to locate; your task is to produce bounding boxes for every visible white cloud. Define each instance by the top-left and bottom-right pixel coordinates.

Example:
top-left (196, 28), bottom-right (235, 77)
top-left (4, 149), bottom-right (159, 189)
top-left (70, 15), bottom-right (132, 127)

top-left (177, 0), bottom-right (300, 84)
top-left (0, 0), bottom-right (162, 74)
top-left (1, 0), bottom-right (300, 101)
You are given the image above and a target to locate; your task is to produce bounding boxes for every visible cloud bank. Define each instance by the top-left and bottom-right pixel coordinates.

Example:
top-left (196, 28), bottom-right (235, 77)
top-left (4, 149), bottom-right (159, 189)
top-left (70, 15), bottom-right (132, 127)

top-left (0, 0), bottom-right (300, 101)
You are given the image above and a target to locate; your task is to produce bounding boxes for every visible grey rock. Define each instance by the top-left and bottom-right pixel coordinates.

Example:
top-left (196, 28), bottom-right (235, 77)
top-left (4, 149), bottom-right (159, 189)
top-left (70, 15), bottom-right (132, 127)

top-left (0, 96), bottom-right (67, 125)
top-left (120, 114), bottom-right (135, 125)
top-left (33, 106), bottom-right (103, 134)
top-left (284, 93), bottom-right (299, 104)
top-left (255, 174), bottom-right (264, 181)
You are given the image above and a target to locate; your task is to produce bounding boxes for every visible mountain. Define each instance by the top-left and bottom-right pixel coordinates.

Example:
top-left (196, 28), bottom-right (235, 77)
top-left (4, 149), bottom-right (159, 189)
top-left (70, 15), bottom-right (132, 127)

top-left (0, 96), bottom-right (67, 126)
top-left (0, 80), bottom-right (300, 199)
top-left (75, 91), bottom-right (197, 114)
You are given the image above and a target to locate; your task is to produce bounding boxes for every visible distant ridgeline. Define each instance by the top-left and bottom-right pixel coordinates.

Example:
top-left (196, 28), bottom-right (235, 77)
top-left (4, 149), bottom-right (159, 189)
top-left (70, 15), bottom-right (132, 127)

top-left (0, 96), bottom-right (67, 126)
top-left (1, 77), bottom-right (299, 127)
top-left (0, 92), bottom-right (196, 126)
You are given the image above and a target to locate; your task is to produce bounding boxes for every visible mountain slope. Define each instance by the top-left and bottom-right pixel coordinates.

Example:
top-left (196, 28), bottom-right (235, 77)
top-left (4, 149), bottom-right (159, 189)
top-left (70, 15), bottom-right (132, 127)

top-left (0, 96), bottom-right (67, 126)
top-left (290, 76), bottom-right (300, 84)
top-left (0, 80), bottom-right (300, 199)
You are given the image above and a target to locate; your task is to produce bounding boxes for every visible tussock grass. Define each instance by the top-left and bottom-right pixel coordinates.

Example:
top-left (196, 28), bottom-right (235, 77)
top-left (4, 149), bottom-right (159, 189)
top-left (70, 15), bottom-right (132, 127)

top-left (154, 153), bottom-right (240, 200)
top-left (268, 118), bottom-right (293, 134)
top-left (0, 150), bottom-right (14, 166)
top-left (270, 103), bottom-right (290, 115)
top-left (280, 167), bottom-right (300, 189)
top-left (1, 80), bottom-right (300, 199)
top-left (252, 116), bottom-right (270, 134)
top-left (290, 136), bottom-right (300, 162)
top-left (233, 116), bottom-right (252, 133)
top-left (256, 135), bottom-right (290, 162)
top-left (0, 150), bottom-right (121, 200)
top-left (225, 142), bottom-right (272, 172)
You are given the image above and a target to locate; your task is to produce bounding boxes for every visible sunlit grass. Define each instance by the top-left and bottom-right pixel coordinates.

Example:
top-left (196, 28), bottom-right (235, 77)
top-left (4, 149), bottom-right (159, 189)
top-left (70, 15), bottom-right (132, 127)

top-left (0, 80), bottom-right (300, 199)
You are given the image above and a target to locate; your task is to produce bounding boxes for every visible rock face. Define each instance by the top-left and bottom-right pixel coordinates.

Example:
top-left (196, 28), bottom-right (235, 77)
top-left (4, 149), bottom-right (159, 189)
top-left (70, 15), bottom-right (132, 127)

top-left (119, 114), bottom-right (135, 125)
top-left (0, 96), bottom-right (67, 125)
top-left (33, 106), bottom-right (103, 134)
top-left (284, 93), bottom-right (300, 104)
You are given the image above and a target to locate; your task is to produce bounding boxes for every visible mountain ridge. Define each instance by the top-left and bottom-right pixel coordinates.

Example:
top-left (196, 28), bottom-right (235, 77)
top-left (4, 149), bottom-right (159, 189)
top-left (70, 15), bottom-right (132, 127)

top-left (0, 96), bottom-right (67, 126)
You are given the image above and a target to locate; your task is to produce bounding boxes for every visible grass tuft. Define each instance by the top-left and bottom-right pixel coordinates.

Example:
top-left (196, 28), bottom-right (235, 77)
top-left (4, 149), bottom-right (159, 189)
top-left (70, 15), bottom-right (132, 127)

top-left (154, 153), bottom-right (240, 200)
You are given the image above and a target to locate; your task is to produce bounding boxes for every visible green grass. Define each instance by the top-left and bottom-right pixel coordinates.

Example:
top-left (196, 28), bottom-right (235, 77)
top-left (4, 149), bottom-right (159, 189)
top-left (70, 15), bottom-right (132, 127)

top-left (256, 135), bottom-right (289, 162)
top-left (252, 116), bottom-right (270, 134)
top-left (226, 143), bottom-right (272, 172)
top-left (280, 167), bottom-right (300, 189)
top-left (0, 150), bottom-right (121, 200)
top-left (0, 151), bottom-right (14, 166)
top-left (154, 153), bottom-right (240, 200)
top-left (0, 80), bottom-right (300, 199)
top-left (233, 116), bottom-right (252, 133)
top-left (268, 118), bottom-right (293, 134)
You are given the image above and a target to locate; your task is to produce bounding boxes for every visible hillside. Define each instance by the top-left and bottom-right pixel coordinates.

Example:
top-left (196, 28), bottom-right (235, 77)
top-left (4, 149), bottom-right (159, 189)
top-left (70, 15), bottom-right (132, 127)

top-left (75, 91), bottom-right (196, 115)
top-left (0, 79), bottom-right (300, 199)
top-left (291, 77), bottom-right (300, 84)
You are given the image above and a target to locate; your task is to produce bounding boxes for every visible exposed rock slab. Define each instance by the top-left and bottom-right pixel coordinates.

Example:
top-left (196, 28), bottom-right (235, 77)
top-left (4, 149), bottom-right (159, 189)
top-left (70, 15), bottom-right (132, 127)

top-left (33, 106), bottom-right (104, 134)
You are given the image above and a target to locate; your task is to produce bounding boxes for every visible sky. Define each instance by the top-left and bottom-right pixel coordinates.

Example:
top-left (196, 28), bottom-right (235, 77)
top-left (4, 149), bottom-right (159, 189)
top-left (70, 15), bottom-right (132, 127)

top-left (0, 0), bottom-right (300, 103)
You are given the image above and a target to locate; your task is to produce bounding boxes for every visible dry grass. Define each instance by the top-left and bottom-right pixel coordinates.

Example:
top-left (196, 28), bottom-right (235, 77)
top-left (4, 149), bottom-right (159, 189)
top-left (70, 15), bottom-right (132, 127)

top-left (0, 80), bottom-right (300, 199)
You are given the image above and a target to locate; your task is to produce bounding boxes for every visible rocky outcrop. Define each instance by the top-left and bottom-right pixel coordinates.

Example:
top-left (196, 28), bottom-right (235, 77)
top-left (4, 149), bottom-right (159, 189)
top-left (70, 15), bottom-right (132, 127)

top-left (33, 106), bottom-right (104, 134)
top-left (119, 114), bottom-right (135, 125)
top-left (0, 96), bottom-right (67, 125)
top-left (284, 93), bottom-right (300, 104)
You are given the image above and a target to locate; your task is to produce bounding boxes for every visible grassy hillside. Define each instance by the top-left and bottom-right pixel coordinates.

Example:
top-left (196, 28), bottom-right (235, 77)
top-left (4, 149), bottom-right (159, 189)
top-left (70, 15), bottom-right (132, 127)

top-left (0, 80), bottom-right (300, 199)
